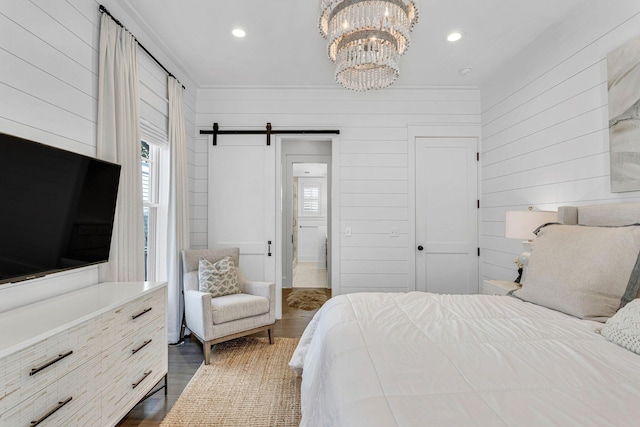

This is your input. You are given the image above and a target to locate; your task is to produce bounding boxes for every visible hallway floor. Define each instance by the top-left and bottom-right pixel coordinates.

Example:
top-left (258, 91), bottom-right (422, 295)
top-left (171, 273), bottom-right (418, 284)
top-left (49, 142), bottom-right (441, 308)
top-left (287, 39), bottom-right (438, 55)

top-left (293, 261), bottom-right (327, 288)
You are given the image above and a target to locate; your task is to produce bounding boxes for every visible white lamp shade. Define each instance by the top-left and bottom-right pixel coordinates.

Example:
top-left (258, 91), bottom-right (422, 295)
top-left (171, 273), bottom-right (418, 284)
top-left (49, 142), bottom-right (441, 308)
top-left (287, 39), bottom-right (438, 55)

top-left (505, 210), bottom-right (558, 240)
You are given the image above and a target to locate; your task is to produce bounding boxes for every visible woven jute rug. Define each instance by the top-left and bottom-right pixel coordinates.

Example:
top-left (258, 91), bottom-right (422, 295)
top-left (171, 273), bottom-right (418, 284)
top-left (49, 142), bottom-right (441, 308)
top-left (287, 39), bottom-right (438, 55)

top-left (161, 337), bottom-right (301, 426)
top-left (286, 289), bottom-right (328, 311)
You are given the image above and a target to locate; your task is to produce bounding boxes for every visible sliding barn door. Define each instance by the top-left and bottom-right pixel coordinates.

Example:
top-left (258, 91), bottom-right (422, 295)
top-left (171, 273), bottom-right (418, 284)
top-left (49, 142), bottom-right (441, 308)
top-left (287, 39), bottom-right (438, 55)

top-left (208, 136), bottom-right (276, 286)
top-left (415, 137), bottom-right (478, 294)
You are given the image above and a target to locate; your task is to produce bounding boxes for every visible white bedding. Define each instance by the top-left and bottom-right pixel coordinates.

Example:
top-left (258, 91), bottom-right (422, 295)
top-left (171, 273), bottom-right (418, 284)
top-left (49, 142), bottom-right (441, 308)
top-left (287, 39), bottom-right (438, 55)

top-left (289, 292), bottom-right (640, 427)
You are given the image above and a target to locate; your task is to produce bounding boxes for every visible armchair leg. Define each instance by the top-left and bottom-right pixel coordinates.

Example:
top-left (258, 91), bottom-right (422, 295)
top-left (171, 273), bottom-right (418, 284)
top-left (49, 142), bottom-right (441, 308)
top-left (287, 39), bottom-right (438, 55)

top-left (268, 327), bottom-right (273, 344)
top-left (179, 291), bottom-right (186, 341)
top-left (204, 341), bottom-right (212, 365)
top-left (179, 310), bottom-right (186, 341)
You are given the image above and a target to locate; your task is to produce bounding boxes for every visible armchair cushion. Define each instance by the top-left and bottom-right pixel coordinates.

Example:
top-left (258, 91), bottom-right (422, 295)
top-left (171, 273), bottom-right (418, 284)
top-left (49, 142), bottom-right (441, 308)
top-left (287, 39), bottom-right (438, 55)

top-left (211, 293), bottom-right (270, 324)
top-left (199, 256), bottom-right (240, 297)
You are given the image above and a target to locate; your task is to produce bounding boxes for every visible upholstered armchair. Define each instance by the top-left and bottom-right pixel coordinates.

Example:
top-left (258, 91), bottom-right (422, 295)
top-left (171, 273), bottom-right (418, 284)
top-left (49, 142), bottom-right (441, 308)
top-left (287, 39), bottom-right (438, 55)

top-left (181, 248), bottom-right (276, 364)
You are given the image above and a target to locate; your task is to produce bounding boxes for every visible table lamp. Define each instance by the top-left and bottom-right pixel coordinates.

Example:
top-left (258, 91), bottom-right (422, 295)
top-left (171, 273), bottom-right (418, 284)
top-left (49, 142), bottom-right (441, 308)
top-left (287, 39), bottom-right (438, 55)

top-left (505, 207), bottom-right (558, 282)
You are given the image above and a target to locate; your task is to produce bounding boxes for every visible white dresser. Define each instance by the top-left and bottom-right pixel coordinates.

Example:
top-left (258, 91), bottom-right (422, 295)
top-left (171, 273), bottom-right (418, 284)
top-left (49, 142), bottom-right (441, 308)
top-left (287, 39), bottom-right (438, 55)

top-left (0, 281), bottom-right (167, 427)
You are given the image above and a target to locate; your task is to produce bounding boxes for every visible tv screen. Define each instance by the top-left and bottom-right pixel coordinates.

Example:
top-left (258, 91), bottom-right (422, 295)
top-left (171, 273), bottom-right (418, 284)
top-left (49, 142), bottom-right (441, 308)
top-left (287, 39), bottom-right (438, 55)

top-left (0, 132), bottom-right (121, 284)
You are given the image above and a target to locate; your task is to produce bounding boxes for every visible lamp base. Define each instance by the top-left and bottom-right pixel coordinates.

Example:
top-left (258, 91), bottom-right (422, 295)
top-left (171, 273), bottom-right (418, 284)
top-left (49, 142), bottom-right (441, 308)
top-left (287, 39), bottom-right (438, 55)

top-left (514, 267), bottom-right (523, 284)
top-left (516, 240), bottom-right (533, 283)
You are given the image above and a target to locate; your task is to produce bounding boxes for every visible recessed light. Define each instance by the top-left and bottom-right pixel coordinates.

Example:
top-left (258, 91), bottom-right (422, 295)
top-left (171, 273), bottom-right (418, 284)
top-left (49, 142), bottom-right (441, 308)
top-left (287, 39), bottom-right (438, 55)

top-left (232, 28), bottom-right (246, 38)
top-left (446, 31), bottom-right (465, 42)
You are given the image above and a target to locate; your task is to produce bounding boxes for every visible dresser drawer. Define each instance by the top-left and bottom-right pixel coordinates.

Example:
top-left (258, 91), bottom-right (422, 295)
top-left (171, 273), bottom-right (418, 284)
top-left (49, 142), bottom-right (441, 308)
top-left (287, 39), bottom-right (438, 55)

top-left (1, 316), bottom-right (102, 413)
top-left (0, 354), bottom-right (101, 426)
top-left (71, 395), bottom-right (102, 427)
top-left (102, 360), bottom-right (165, 427)
top-left (101, 289), bottom-right (164, 347)
top-left (102, 317), bottom-right (165, 374)
top-left (101, 326), bottom-right (165, 426)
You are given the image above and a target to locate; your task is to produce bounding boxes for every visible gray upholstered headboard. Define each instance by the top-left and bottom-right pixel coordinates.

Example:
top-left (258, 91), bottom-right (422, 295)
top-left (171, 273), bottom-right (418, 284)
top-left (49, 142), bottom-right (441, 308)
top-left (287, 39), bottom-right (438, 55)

top-left (558, 202), bottom-right (640, 226)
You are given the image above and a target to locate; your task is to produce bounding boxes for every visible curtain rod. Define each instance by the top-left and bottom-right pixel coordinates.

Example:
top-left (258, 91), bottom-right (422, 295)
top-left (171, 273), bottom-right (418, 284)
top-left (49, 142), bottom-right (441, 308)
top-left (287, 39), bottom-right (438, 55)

top-left (200, 123), bottom-right (340, 146)
top-left (98, 5), bottom-right (186, 90)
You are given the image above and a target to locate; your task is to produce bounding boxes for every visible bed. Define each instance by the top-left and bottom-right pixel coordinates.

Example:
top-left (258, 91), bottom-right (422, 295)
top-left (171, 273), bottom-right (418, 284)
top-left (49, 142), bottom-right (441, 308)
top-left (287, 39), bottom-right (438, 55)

top-left (289, 202), bottom-right (640, 426)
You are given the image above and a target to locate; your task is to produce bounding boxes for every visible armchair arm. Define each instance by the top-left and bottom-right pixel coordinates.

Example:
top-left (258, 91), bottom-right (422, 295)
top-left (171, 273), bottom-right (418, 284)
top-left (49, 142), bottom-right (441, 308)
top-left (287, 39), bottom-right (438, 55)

top-left (184, 289), bottom-right (213, 340)
top-left (244, 280), bottom-right (276, 324)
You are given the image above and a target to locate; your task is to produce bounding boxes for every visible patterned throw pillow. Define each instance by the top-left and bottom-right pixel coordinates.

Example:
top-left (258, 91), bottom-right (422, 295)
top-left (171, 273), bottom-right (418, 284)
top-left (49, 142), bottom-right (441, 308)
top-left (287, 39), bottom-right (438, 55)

top-left (601, 299), bottom-right (640, 355)
top-left (198, 256), bottom-right (240, 297)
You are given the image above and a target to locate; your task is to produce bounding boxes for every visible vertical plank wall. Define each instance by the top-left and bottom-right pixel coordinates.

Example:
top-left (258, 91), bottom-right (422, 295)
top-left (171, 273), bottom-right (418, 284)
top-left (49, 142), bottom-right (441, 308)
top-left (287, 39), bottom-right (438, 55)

top-left (194, 87), bottom-right (480, 294)
top-left (0, 0), bottom-right (196, 310)
top-left (480, 0), bottom-right (640, 282)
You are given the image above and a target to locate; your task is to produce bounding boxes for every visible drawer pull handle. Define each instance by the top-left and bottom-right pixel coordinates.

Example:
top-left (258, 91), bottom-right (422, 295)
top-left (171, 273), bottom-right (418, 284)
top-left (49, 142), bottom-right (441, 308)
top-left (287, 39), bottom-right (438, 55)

top-left (29, 351), bottom-right (73, 376)
top-left (132, 307), bottom-right (153, 320)
top-left (132, 370), bottom-right (152, 389)
top-left (132, 339), bottom-right (152, 355)
top-left (30, 396), bottom-right (72, 426)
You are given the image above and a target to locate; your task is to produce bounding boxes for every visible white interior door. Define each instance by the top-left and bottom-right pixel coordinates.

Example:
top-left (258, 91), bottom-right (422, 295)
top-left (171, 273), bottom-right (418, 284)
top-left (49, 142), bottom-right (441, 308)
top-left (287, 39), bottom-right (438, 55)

top-left (415, 137), bottom-right (478, 294)
top-left (208, 135), bottom-right (278, 313)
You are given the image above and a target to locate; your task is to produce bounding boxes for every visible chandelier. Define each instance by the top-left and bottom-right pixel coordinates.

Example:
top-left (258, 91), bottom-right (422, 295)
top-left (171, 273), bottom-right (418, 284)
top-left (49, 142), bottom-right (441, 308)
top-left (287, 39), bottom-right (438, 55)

top-left (319, 0), bottom-right (419, 91)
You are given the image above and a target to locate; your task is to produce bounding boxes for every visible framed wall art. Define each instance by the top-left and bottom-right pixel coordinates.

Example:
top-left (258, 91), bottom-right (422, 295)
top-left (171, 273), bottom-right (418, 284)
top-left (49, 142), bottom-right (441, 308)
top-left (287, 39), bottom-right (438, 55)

top-left (608, 35), bottom-right (640, 193)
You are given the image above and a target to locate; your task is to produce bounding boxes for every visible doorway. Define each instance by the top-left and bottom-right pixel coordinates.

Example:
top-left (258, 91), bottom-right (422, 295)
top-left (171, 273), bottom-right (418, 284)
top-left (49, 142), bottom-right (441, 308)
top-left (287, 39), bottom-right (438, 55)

top-left (279, 139), bottom-right (332, 292)
top-left (291, 163), bottom-right (328, 288)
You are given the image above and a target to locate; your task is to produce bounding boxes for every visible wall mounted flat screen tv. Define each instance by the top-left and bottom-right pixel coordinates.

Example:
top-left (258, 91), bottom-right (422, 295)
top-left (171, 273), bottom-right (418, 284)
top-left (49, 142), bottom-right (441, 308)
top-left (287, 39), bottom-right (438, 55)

top-left (0, 132), bottom-right (121, 285)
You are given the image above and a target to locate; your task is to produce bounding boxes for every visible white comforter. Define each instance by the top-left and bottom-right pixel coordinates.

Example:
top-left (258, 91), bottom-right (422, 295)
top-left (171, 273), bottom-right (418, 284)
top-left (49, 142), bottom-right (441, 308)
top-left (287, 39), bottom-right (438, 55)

top-left (289, 292), bottom-right (640, 427)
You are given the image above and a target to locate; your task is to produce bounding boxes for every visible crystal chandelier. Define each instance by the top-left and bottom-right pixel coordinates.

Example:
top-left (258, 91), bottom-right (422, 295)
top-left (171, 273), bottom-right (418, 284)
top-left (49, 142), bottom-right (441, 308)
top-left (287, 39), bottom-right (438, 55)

top-left (319, 0), bottom-right (419, 91)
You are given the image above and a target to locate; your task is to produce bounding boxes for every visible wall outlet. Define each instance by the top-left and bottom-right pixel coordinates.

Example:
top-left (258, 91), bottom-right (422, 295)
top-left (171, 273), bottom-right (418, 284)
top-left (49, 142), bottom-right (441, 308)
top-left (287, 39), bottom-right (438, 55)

top-left (390, 227), bottom-right (400, 237)
top-left (345, 226), bottom-right (352, 237)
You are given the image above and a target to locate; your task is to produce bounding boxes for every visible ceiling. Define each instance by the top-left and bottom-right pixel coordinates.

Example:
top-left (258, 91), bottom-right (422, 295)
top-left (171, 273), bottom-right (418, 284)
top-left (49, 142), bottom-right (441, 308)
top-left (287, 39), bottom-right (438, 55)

top-left (121, 0), bottom-right (588, 89)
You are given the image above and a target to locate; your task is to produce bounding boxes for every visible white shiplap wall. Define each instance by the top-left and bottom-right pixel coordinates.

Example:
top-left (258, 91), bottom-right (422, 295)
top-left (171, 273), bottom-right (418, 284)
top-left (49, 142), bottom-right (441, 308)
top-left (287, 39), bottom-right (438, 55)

top-left (195, 87), bottom-right (480, 294)
top-left (480, 0), bottom-right (640, 282)
top-left (0, 0), bottom-right (196, 311)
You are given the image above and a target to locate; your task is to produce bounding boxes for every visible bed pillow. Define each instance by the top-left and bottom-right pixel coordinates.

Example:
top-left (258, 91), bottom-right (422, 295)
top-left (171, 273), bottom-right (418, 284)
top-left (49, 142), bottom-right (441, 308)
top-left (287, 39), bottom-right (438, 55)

top-left (601, 298), bottom-right (640, 355)
top-left (198, 256), bottom-right (240, 297)
top-left (513, 224), bottom-right (640, 322)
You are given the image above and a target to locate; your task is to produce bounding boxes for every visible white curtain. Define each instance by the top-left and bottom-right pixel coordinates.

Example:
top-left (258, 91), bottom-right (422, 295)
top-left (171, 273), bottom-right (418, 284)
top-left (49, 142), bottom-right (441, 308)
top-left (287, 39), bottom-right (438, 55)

top-left (167, 77), bottom-right (190, 343)
top-left (97, 14), bottom-right (145, 282)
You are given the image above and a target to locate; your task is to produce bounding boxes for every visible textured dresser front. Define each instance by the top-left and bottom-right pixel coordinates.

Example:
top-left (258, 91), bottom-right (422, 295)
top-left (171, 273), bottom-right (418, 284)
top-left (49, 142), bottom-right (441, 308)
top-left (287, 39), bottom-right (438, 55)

top-left (0, 281), bottom-right (167, 427)
top-left (101, 287), bottom-right (167, 426)
top-left (0, 317), bottom-right (102, 426)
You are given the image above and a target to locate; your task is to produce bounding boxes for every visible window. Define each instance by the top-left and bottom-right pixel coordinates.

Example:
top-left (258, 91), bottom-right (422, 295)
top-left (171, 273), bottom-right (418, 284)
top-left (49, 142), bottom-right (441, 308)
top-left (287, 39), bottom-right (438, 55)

top-left (141, 141), bottom-right (158, 280)
top-left (140, 141), bottom-right (167, 281)
top-left (302, 183), bottom-right (321, 216)
top-left (139, 51), bottom-right (169, 282)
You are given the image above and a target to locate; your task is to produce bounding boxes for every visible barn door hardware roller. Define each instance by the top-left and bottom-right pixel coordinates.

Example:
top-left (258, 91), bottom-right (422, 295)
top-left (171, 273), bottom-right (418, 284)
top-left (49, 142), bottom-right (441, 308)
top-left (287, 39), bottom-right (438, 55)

top-left (200, 122), bottom-right (340, 146)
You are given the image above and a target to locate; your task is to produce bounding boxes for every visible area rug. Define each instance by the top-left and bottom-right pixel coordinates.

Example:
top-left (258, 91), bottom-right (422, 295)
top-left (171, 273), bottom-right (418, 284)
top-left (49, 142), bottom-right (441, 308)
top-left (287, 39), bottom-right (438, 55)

top-left (286, 289), bottom-right (328, 310)
top-left (161, 337), bottom-right (300, 426)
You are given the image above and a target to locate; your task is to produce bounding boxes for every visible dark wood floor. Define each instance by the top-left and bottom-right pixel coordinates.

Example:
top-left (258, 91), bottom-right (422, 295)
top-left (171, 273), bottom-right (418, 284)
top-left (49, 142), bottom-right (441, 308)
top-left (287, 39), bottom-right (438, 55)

top-left (118, 288), bottom-right (330, 426)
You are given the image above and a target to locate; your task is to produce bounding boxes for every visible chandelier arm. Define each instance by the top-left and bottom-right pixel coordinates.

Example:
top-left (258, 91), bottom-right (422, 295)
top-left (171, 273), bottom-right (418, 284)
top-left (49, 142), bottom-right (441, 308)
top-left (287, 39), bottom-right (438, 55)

top-left (337, 30), bottom-right (398, 51)
top-left (329, 0), bottom-right (413, 22)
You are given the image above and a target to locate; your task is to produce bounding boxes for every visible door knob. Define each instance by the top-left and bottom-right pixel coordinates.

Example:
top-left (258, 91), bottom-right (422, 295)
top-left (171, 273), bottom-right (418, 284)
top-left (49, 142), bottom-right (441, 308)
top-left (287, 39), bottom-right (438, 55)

top-left (417, 245), bottom-right (424, 251)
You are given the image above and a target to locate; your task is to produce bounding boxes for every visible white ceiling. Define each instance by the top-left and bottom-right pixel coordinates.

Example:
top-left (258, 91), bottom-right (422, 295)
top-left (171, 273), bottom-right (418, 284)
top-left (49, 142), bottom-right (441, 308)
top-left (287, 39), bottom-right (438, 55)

top-left (121, 0), bottom-right (588, 89)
